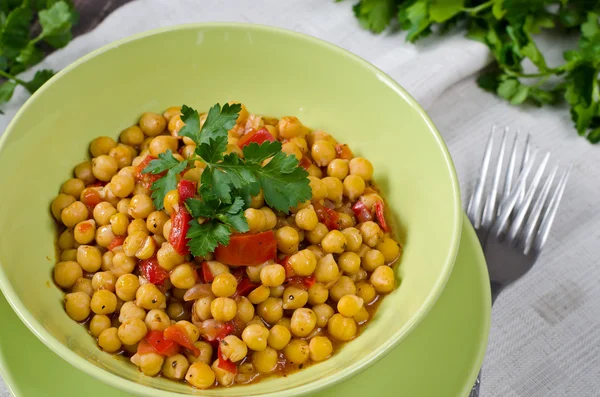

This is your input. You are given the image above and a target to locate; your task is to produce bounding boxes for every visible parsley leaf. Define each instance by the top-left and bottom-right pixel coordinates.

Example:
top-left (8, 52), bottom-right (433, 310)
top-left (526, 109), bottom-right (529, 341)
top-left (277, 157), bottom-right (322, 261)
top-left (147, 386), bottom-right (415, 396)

top-left (142, 150), bottom-right (188, 209)
top-left (187, 220), bottom-right (231, 258)
top-left (243, 141), bottom-right (283, 165)
top-left (353, 0), bottom-right (397, 33)
top-left (0, 81), bottom-right (17, 105)
top-left (178, 105), bottom-right (201, 143)
top-left (215, 197), bottom-right (249, 232)
top-left (38, 1), bottom-right (73, 48)
top-left (22, 69), bottom-right (54, 93)
top-left (199, 102), bottom-right (241, 146)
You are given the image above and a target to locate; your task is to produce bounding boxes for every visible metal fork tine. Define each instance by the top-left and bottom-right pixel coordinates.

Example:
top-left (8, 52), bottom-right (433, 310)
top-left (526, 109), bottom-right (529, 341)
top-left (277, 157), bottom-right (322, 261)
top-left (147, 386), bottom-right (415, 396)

top-left (482, 127), bottom-right (507, 227)
top-left (508, 152), bottom-right (550, 242)
top-left (467, 126), bottom-right (495, 228)
top-left (533, 165), bottom-right (572, 252)
top-left (492, 149), bottom-right (538, 237)
top-left (523, 164), bottom-right (558, 254)
top-left (501, 131), bottom-right (519, 207)
top-left (516, 133), bottom-right (531, 208)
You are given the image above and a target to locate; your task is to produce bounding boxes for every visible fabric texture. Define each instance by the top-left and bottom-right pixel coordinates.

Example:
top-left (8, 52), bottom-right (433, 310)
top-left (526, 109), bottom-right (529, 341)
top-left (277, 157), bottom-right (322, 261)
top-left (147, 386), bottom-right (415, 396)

top-left (1, 1), bottom-right (598, 396)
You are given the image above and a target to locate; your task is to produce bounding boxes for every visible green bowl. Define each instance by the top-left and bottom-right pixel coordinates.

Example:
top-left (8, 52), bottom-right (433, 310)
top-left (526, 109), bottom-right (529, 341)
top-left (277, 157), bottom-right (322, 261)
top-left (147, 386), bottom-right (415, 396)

top-left (0, 24), bottom-right (461, 396)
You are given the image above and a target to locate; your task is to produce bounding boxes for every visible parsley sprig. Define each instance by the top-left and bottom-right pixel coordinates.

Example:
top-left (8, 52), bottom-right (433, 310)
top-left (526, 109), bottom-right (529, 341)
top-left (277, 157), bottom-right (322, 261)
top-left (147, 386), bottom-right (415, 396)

top-left (346, 0), bottom-right (600, 143)
top-left (0, 0), bottom-right (78, 113)
top-left (142, 103), bottom-right (311, 257)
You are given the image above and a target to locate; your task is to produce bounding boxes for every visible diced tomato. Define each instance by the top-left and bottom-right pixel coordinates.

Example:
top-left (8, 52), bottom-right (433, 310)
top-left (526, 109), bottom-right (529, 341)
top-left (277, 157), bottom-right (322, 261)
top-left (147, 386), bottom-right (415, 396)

top-left (299, 156), bottom-right (312, 170)
top-left (303, 274), bottom-right (316, 289)
top-left (217, 344), bottom-right (238, 374)
top-left (145, 330), bottom-right (181, 357)
top-left (313, 202), bottom-right (340, 230)
top-left (136, 155), bottom-right (163, 189)
top-left (231, 267), bottom-right (245, 283)
top-left (335, 144), bottom-right (354, 160)
top-left (202, 261), bottom-right (215, 283)
top-left (287, 274), bottom-right (316, 290)
top-left (107, 236), bottom-right (125, 251)
top-left (177, 179), bottom-right (196, 205)
top-left (237, 127), bottom-right (276, 148)
top-left (374, 201), bottom-right (390, 232)
top-left (278, 256), bottom-right (295, 278)
top-left (214, 231), bottom-right (277, 266)
top-left (137, 339), bottom-right (157, 355)
top-left (216, 322), bottom-right (234, 342)
top-left (169, 208), bottom-right (192, 256)
top-left (234, 277), bottom-right (258, 297)
top-left (80, 188), bottom-right (102, 208)
top-left (139, 257), bottom-right (170, 285)
top-left (164, 325), bottom-right (200, 356)
top-left (352, 200), bottom-right (373, 223)
top-left (135, 155), bottom-right (156, 178)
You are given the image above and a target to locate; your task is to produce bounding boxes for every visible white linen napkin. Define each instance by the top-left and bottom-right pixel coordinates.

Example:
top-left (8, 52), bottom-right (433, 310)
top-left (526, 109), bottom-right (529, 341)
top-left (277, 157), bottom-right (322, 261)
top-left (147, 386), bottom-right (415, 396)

top-left (2, 1), bottom-right (599, 396)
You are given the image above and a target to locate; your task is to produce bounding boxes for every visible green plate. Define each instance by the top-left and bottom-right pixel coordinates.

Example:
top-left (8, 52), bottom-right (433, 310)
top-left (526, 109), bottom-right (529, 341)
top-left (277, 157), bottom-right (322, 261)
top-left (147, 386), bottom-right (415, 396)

top-left (0, 214), bottom-right (489, 397)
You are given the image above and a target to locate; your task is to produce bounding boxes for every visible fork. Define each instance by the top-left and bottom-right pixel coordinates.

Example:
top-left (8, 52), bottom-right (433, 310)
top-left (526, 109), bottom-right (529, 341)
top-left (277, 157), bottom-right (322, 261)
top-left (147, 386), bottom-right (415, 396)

top-left (466, 127), bottom-right (571, 397)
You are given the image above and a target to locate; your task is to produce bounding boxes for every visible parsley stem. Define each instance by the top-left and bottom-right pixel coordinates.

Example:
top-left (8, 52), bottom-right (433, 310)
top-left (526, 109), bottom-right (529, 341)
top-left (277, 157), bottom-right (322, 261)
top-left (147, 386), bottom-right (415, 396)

top-left (503, 68), bottom-right (562, 79)
top-left (0, 70), bottom-right (26, 86)
top-left (462, 0), bottom-right (494, 14)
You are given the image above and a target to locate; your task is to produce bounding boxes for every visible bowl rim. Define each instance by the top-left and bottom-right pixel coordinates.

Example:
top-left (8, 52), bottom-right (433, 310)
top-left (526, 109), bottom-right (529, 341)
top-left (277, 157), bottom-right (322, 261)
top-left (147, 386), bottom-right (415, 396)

top-left (0, 22), bottom-right (462, 397)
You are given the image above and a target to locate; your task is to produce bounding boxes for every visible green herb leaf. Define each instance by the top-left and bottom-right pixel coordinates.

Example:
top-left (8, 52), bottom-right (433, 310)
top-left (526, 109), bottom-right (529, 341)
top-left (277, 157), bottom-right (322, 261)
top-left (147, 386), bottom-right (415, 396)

top-left (353, 0), bottom-right (397, 34)
top-left (242, 141), bottom-right (282, 165)
top-left (429, 0), bottom-right (464, 23)
top-left (199, 102), bottom-right (241, 146)
top-left (398, 1), bottom-right (432, 43)
top-left (0, 81), bottom-right (17, 104)
top-left (215, 197), bottom-right (249, 233)
top-left (186, 220), bottom-right (231, 258)
top-left (143, 150), bottom-right (188, 209)
top-left (0, 6), bottom-right (33, 59)
top-left (178, 105), bottom-right (201, 143)
top-left (38, 1), bottom-right (73, 43)
top-left (143, 149), bottom-right (183, 174)
top-left (22, 69), bottom-right (54, 93)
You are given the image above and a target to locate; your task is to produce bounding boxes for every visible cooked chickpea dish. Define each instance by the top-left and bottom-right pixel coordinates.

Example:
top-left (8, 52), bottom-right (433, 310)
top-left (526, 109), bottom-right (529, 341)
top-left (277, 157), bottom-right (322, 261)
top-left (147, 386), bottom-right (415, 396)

top-left (52, 102), bottom-right (402, 389)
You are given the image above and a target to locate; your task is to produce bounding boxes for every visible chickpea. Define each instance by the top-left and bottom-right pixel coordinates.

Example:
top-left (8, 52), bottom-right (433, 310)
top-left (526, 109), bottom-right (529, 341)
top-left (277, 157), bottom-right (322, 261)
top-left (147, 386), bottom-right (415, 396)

top-left (120, 125), bottom-right (144, 146)
top-left (327, 159), bottom-right (349, 180)
top-left (60, 249), bottom-right (77, 262)
top-left (245, 285), bottom-right (268, 305)
top-left (356, 281), bottom-right (377, 304)
top-left (309, 336), bottom-right (333, 362)
top-left (260, 207), bottom-right (277, 230)
top-left (220, 335), bottom-right (248, 362)
top-left (342, 227), bottom-right (363, 252)
top-left (51, 193), bottom-right (76, 220)
top-left (128, 194), bottom-right (155, 219)
top-left (90, 289), bottom-right (117, 315)
top-left (162, 354), bottom-right (190, 380)
top-left (57, 229), bottom-right (75, 250)
top-left (270, 285), bottom-right (285, 298)
top-left (250, 190), bottom-right (264, 209)
top-left (308, 176), bottom-right (327, 202)
top-left (349, 157), bottom-right (374, 180)
top-left (116, 198), bottom-right (131, 214)
top-left (194, 297), bottom-right (213, 321)
top-left (110, 252), bottom-right (136, 276)
top-left (295, 206), bottom-right (318, 231)
top-left (91, 155), bottom-right (118, 182)
top-left (245, 262), bottom-right (265, 284)
top-left (109, 145), bottom-right (133, 169)
top-left (169, 263), bottom-right (197, 290)
top-left (314, 254), bottom-right (340, 283)
top-left (61, 178), bottom-right (85, 198)
top-left (242, 324), bottom-right (270, 351)
top-left (370, 265), bottom-right (395, 293)
top-left (74, 160), bottom-right (96, 185)
top-left (304, 223), bottom-right (326, 246)
top-left (163, 106), bottom-right (181, 122)
top-left (185, 362), bottom-right (215, 389)
top-left (328, 313), bottom-right (357, 341)
top-left (236, 296), bottom-right (255, 324)
top-left (75, 245), bottom-right (101, 272)
top-left (210, 297), bottom-right (237, 322)
top-left (107, 174), bottom-right (134, 198)
top-left (313, 303), bottom-right (335, 328)
top-left (277, 116), bottom-right (306, 139)
top-left (362, 249), bottom-right (384, 272)
top-left (321, 177), bottom-right (343, 203)
top-left (132, 182), bottom-right (150, 196)
top-left (338, 212), bottom-right (355, 229)
top-left (276, 317), bottom-right (292, 330)
top-left (89, 314), bottom-right (111, 337)
top-left (98, 327), bottom-right (122, 353)
top-left (118, 318), bottom-right (147, 345)
top-left (343, 175), bottom-right (366, 201)
top-left (115, 274), bottom-right (140, 301)
top-left (64, 292), bottom-right (91, 322)
top-left (290, 308), bottom-right (316, 338)
top-left (92, 271), bottom-right (117, 292)
top-left (308, 282), bottom-right (329, 305)
top-left (54, 261), bottom-right (83, 289)
top-left (244, 208), bottom-right (266, 233)
top-left (90, 136), bottom-right (116, 157)
top-left (131, 352), bottom-right (164, 376)
top-left (167, 302), bottom-right (189, 321)
top-left (338, 295), bottom-right (364, 317)
top-left (287, 249), bottom-right (317, 277)
top-left (203, 261), bottom-right (230, 278)
top-left (109, 213), bottom-right (129, 236)
top-left (257, 297), bottom-right (283, 325)
top-left (139, 112), bottom-right (167, 137)
top-left (61, 201), bottom-right (88, 228)
top-left (275, 226), bottom-right (299, 255)
top-left (260, 264), bottom-right (286, 287)
top-left (176, 321), bottom-right (200, 343)
top-left (252, 347), bottom-right (278, 373)
top-left (354, 306), bottom-right (370, 324)
top-left (127, 218), bottom-right (149, 235)
top-left (360, 221), bottom-right (384, 248)
top-left (140, 137), bottom-right (153, 152)
top-left (264, 324), bottom-right (290, 351)
top-left (187, 341), bottom-right (213, 365)
top-left (149, 136), bottom-right (178, 157)
top-left (146, 211), bottom-right (169, 235)
top-left (100, 251), bottom-right (114, 271)
top-left (282, 286), bottom-right (309, 310)
top-left (145, 309), bottom-right (171, 332)
top-left (157, 242), bottom-right (186, 271)
top-left (376, 237), bottom-right (401, 263)
top-left (321, 230), bottom-right (347, 254)
top-left (311, 140), bottom-right (336, 167)
top-left (330, 276), bottom-right (357, 302)
top-left (136, 283), bottom-right (165, 310)
top-left (283, 339), bottom-right (309, 365)
top-left (91, 202), bottom-right (115, 226)
top-left (212, 359), bottom-right (235, 386)
top-left (72, 277), bottom-right (93, 296)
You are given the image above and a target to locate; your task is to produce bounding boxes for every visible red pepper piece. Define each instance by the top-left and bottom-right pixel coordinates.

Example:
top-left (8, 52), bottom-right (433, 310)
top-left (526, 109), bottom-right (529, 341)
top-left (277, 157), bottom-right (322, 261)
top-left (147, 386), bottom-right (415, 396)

top-left (335, 144), bottom-right (354, 160)
top-left (177, 179), bottom-right (196, 205)
top-left (137, 339), bottom-right (158, 355)
top-left (214, 231), bottom-right (277, 266)
top-left (107, 236), bottom-right (125, 251)
top-left (135, 155), bottom-right (163, 189)
top-left (313, 202), bottom-right (341, 230)
top-left (202, 261), bottom-right (215, 283)
top-left (169, 208), bottom-right (192, 256)
top-left (278, 256), bottom-right (295, 278)
top-left (80, 188), bottom-right (102, 208)
top-left (217, 344), bottom-right (238, 374)
top-left (352, 200), bottom-right (373, 223)
top-left (235, 277), bottom-right (258, 297)
top-left (139, 257), bottom-right (170, 285)
top-left (237, 127), bottom-right (276, 148)
top-left (145, 330), bottom-right (181, 357)
top-left (164, 325), bottom-right (200, 356)
top-left (299, 156), bottom-right (312, 170)
top-left (374, 201), bottom-right (390, 232)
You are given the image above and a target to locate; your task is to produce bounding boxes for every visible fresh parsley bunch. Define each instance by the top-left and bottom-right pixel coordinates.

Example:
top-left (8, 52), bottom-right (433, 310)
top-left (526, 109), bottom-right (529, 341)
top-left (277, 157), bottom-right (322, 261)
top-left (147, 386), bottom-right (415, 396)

top-left (0, 0), bottom-right (78, 113)
top-left (348, 0), bottom-right (600, 143)
top-left (142, 103), bottom-right (312, 257)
